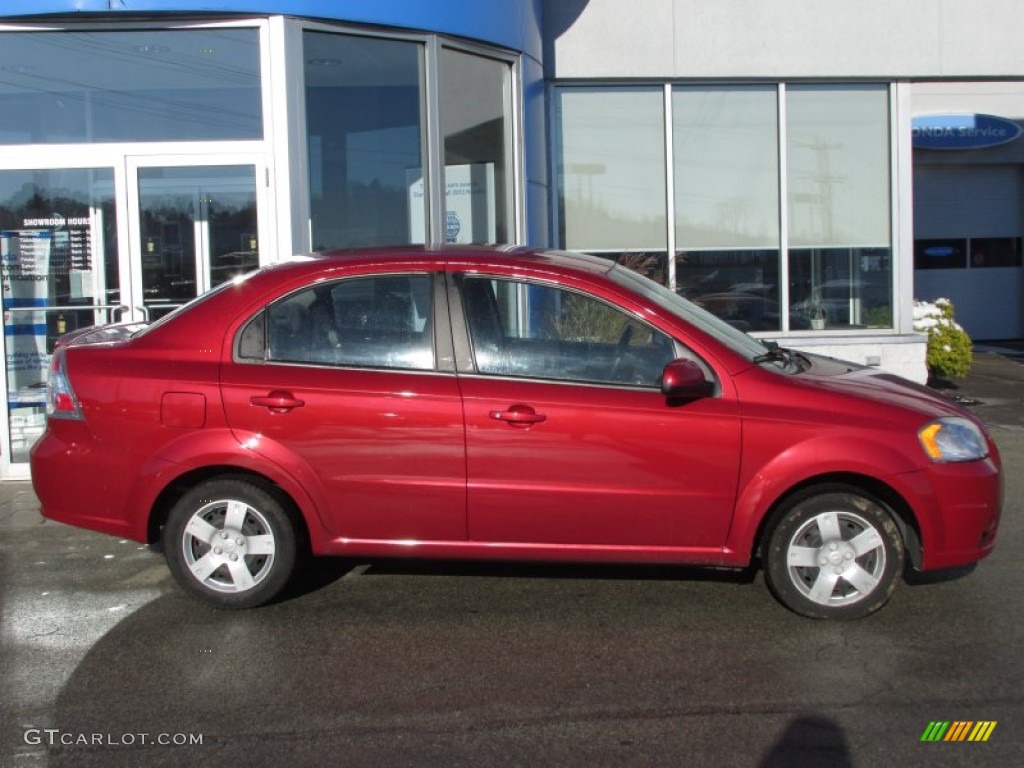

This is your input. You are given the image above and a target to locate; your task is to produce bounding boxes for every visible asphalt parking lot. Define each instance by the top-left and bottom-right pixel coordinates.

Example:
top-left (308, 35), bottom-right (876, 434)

top-left (1, 348), bottom-right (1022, 767)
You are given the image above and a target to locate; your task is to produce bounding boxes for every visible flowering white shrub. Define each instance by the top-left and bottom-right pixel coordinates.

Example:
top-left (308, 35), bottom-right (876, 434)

top-left (913, 298), bottom-right (972, 379)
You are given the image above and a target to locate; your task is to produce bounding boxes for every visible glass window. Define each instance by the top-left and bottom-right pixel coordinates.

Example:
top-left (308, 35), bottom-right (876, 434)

top-left (609, 262), bottom-right (768, 361)
top-left (237, 310), bottom-right (265, 360)
top-left (0, 167), bottom-right (119, 461)
top-left (304, 32), bottom-right (426, 250)
top-left (137, 165), bottom-right (258, 319)
top-left (556, 88), bottom-right (667, 264)
top-left (915, 239), bottom-right (967, 270)
top-left (789, 247), bottom-right (892, 329)
top-left (462, 277), bottom-right (674, 387)
top-left (673, 86), bottom-right (779, 250)
top-left (439, 48), bottom-right (513, 245)
top-left (672, 86), bottom-right (781, 330)
top-left (969, 237), bottom-right (1022, 268)
top-left (260, 275), bottom-right (434, 370)
top-left (677, 250), bottom-right (790, 331)
top-left (914, 237), bottom-right (1022, 270)
top-left (786, 85), bottom-right (890, 248)
top-left (553, 83), bottom-right (897, 332)
top-left (0, 29), bottom-right (262, 144)
top-left (786, 85), bottom-right (892, 329)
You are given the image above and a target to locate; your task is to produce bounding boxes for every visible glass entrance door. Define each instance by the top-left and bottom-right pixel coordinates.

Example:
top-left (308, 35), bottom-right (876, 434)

top-left (0, 167), bottom-right (121, 469)
top-left (0, 157), bottom-right (269, 476)
top-left (129, 162), bottom-right (263, 320)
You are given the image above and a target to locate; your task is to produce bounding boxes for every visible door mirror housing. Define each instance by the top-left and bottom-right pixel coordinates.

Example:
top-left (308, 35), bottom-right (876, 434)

top-left (661, 359), bottom-right (712, 399)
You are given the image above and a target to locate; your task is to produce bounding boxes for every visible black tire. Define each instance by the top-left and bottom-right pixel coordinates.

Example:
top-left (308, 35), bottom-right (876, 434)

top-left (163, 477), bottom-right (298, 609)
top-left (763, 484), bottom-right (905, 619)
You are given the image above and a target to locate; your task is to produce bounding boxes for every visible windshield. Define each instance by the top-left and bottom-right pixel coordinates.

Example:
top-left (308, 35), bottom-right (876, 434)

top-left (608, 263), bottom-right (770, 361)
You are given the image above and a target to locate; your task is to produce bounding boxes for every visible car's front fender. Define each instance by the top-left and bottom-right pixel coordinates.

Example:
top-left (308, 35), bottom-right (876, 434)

top-left (721, 434), bottom-right (926, 566)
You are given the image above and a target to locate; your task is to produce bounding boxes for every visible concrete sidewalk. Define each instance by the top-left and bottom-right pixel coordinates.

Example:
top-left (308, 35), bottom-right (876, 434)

top-left (3, 346), bottom-right (1022, 526)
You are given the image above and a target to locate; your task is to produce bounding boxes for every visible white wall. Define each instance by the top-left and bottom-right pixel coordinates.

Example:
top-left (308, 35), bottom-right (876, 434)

top-left (913, 82), bottom-right (1024, 124)
top-left (547, 0), bottom-right (1024, 79)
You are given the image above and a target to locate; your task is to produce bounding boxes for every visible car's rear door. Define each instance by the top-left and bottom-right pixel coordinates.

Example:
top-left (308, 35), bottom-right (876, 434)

top-left (453, 272), bottom-right (741, 552)
top-left (220, 270), bottom-right (467, 541)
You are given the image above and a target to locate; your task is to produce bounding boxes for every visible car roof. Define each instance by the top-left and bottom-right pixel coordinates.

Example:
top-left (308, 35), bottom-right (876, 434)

top-left (137, 246), bottom-right (622, 344)
top-left (294, 244), bottom-right (617, 276)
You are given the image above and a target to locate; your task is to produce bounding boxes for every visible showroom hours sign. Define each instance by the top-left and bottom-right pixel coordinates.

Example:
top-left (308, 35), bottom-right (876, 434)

top-left (1, 213), bottom-right (93, 292)
top-left (1, 212), bottom-right (94, 412)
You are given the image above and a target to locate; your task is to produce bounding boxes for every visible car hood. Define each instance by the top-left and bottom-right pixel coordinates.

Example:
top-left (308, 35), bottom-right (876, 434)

top-left (792, 352), bottom-right (973, 423)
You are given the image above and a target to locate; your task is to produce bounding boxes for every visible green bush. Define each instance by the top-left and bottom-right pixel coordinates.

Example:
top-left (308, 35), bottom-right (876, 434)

top-left (550, 292), bottom-right (623, 343)
top-left (913, 298), bottom-right (972, 379)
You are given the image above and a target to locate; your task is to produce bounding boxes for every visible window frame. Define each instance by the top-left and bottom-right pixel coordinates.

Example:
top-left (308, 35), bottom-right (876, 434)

top-left (452, 272), bottom-right (680, 390)
top-left (437, 42), bottom-right (519, 246)
top-left (551, 80), bottom-right (902, 337)
top-left (234, 271), bottom-right (451, 373)
top-left (293, 19), bottom-right (524, 253)
top-left (0, 22), bottom-right (267, 146)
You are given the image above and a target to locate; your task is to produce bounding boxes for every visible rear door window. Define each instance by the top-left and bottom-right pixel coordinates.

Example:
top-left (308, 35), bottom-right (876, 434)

top-left (238, 274), bottom-right (435, 371)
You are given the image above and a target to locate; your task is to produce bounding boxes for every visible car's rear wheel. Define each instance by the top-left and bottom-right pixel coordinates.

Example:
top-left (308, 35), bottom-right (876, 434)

top-left (163, 477), bottom-right (297, 608)
top-left (763, 485), bottom-right (905, 619)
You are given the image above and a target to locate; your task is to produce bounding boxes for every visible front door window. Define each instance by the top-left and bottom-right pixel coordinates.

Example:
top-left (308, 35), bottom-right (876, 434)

top-left (461, 277), bottom-right (674, 386)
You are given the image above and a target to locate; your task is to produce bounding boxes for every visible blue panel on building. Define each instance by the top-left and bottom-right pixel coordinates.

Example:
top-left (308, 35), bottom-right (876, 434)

top-left (0, 0), bottom-right (543, 60)
top-left (912, 113), bottom-right (1023, 151)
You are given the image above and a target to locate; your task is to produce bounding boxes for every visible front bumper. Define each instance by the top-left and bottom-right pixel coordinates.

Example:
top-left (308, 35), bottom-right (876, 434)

top-left (905, 451), bottom-right (1002, 571)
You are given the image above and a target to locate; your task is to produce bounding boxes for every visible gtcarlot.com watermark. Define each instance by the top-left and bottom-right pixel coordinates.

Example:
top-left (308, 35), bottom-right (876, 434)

top-left (24, 729), bottom-right (203, 747)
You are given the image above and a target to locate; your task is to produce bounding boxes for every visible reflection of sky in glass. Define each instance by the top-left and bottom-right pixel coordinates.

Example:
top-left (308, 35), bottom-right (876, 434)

top-left (303, 31), bottom-right (424, 249)
top-left (346, 126), bottom-right (421, 188)
top-left (786, 86), bottom-right (890, 248)
top-left (673, 86), bottom-right (779, 249)
top-left (0, 29), bottom-right (262, 143)
top-left (558, 89), bottom-right (667, 250)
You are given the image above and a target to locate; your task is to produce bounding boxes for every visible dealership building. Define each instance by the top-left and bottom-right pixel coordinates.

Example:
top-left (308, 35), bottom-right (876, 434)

top-left (1, 0), bottom-right (1022, 478)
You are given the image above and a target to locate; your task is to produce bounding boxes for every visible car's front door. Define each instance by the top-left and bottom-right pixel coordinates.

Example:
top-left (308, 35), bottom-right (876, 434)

top-left (455, 274), bottom-right (741, 551)
top-left (221, 272), bottom-right (466, 541)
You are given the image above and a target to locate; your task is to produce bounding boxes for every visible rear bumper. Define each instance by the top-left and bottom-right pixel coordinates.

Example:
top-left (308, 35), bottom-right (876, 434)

top-left (30, 424), bottom-right (162, 543)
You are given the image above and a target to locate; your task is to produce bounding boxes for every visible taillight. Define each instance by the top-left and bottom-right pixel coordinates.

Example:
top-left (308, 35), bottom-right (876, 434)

top-left (46, 348), bottom-right (83, 420)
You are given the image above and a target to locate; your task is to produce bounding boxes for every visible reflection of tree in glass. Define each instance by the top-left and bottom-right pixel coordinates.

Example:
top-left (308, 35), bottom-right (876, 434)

top-left (550, 292), bottom-right (649, 346)
top-left (1, 185), bottom-right (87, 228)
top-left (615, 251), bottom-right (663, 282)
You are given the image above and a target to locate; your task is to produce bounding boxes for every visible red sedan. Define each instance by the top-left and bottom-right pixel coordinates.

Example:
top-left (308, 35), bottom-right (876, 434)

top-left (30, 247), bottom-right (1002, 618)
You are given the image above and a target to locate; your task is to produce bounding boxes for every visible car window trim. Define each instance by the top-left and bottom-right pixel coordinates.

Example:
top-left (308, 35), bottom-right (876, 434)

top-left (448, 270), bottom-right (719, 393)
top-left (232, 270), bottom-right (455, 374)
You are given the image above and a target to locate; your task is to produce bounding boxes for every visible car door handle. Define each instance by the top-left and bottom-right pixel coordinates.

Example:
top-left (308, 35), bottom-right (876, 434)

top-left (250, 391), bottom-right (305, 413)
top-left (489, 404), bottom-right (546, 426)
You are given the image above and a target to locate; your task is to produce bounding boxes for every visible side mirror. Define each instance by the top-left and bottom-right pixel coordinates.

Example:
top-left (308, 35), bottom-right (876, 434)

top-left (661, 359), bottom-right (712, 399)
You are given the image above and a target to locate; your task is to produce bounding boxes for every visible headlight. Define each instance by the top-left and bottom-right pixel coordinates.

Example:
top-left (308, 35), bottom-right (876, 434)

top-left (918, 417), bottom-right (989, 462)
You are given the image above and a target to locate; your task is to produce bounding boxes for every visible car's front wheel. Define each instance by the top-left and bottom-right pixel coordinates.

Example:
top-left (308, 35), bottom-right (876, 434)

top-left (163, 477), bottom-right (298, 608)
top-left (763, 485), bottom-right (905, 619)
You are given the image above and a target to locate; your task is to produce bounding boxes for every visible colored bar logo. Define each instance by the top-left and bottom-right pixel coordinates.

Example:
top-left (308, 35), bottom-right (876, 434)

top-left (921, 721), bottom-right (997, 742)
